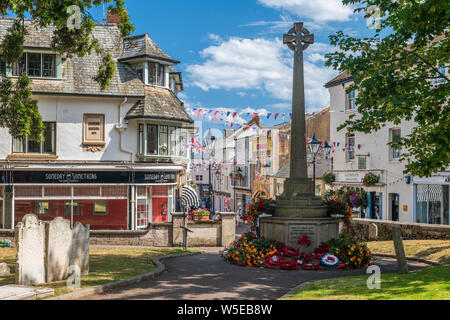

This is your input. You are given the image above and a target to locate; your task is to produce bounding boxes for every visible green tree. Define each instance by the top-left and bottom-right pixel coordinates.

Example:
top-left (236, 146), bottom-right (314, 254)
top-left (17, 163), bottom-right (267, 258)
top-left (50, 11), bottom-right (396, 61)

top-left (326, 0), bottom-right (449, 177)
top-left (0, 0), bottom-right (134, 141)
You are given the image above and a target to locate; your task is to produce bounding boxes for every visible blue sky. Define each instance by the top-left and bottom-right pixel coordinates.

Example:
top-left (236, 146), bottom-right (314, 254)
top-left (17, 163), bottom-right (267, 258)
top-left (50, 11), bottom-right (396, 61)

top-left (93, 0), bottom-right (376, 133)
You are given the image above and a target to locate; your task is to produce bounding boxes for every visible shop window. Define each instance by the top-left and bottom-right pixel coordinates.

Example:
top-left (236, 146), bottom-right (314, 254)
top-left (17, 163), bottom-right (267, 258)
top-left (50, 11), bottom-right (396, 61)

top-left (93, 201), bottom-right (108, 216)
top-left (83, 114), bottom-right (105, 146)
top-left (45, 187), bottom-right (71, 197)
top-left (416, 185), bottom-right (448, 225)
top-left (102, 186), bottom-right (128, 197)
top-left (140, 125), bottom-right (186, 157)
top-left (13, 122), bottom-right (56, 154)
top-left (64, 201), bottom-right (79, 217)
top-left (15, 186), bottom-right (42, 198)
top-left (74, 187), bottom-right (101, 197)
top-left (36, 201), bottom-right (50, 216)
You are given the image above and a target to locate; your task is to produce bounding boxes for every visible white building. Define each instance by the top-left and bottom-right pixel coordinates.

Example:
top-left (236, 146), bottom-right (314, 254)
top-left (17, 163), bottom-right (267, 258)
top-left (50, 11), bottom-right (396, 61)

top-left (326, 72), bottom-right (449, 225)
top-left (0, 16), bottom-right (194, 230)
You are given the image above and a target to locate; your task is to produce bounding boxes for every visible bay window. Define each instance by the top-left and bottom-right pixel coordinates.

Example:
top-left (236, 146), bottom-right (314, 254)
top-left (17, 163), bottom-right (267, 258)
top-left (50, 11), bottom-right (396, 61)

top-left (138, 123), bottom-right (189, 158)
top-left (13, 122), bottom-right (56, 154)
top-left (390, 128), bottom-right (401, 161)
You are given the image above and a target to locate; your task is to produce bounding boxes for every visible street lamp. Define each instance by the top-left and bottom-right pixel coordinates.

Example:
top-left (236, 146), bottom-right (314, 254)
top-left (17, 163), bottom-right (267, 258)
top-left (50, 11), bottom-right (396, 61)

top-left (307, 133), bottom-right (322, 195)
top-left (205, 135), bottom-right (216, 213)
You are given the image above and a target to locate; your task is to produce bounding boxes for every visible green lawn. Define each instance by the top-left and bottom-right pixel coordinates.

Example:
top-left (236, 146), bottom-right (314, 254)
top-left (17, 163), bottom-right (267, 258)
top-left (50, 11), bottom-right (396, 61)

top-left (367, 240), bottom-right (450, 265)
top-left (288, 265), bottom-right (450, 300)
top-left (0, 247), bottom-right (191, 297)
top-left (288, 240), bottom-right (450, 300)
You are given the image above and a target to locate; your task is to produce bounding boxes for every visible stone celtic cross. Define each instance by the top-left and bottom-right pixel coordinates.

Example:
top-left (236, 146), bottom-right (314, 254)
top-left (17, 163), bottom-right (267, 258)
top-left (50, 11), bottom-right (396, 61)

top-left (283, 22), bottom-right (314, 55)
top-left (283, 22), bottom-right (314, 185)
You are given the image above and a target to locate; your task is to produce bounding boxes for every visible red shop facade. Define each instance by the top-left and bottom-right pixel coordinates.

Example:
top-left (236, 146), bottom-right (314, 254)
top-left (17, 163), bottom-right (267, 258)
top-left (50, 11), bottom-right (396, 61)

top-left (0, 169), bottom-right (179, 231)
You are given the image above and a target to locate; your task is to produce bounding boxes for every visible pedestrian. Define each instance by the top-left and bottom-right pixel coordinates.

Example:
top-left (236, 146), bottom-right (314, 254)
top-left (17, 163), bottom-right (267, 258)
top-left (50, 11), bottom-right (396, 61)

top-left (213, 212), bottom-right (221, 221)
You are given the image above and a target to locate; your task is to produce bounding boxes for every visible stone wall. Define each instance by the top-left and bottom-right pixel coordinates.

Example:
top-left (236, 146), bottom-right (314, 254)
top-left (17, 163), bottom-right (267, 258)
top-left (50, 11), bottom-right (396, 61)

top-left (90, 223), bottom-right (173, 247)
top-left (0, 229), bottom-right (14, 246)
top-left (187, 222), bottom-right (221, 247)
top-left (349, 218), bottom-right (450, 241)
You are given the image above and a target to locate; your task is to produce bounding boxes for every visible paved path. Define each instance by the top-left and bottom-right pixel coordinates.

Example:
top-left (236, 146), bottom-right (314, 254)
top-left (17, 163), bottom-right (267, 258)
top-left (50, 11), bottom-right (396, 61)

top-left (87, 247), bottom-right (428, 300)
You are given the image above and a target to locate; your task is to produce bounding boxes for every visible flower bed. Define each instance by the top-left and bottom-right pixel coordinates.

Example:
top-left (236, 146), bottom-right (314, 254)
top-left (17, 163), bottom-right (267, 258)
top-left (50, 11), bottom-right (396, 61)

top-left (242, 199), bottom-right (276, 231)
top-left (224, 233), bottom-right (372, 270)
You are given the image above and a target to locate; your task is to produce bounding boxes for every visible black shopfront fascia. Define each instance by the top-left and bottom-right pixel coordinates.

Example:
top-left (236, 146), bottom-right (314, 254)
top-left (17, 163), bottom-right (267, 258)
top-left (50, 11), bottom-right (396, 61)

top-left (0, 171), bottom-right (177, 185)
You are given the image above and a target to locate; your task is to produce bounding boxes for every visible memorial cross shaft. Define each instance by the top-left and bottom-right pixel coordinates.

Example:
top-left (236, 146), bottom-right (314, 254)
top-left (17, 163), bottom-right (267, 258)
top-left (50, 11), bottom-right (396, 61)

top-left (283, 22), bottom-right (314, 183)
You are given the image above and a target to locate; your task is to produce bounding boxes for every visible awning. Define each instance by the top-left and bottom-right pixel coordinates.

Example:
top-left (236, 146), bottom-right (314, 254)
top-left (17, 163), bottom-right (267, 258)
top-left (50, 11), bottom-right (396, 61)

top-left (180, 185), bottom-right (200, 209)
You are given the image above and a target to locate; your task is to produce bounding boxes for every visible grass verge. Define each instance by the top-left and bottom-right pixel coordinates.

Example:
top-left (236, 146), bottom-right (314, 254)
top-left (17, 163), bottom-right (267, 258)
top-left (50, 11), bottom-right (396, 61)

top-left (288, 265), bottom-right (450, 300)
top-left (0, 247), bottom-right (192, 296)
top-left (368, 240), bottom-right (450, 265)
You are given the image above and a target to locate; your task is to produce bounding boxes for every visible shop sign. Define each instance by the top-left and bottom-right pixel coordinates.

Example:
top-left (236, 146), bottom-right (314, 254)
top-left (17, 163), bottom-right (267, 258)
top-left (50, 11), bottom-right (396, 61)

top-left (4, 171), bottom-right (177, 184)
top-left (337, 172), bottom-right (363, 183)
top-left (134, 172), bottom-right (177, 184)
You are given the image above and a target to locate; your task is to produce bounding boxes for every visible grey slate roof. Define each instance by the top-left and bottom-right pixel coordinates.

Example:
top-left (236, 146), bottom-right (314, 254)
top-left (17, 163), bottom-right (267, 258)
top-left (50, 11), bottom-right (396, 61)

top-left (324, 71), bottom-right (354, 88)
top-left (125, 86), bottom-right (193, 123)
top-left (120, 34), bottom-right (179, 64)
top-left (0, 18), bottom-right (145, 97)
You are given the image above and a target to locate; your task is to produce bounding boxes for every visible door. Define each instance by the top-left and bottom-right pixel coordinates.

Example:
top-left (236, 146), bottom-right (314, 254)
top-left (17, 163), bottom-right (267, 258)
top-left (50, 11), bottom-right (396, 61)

top-left (391, 194), bottom-right (400, 222)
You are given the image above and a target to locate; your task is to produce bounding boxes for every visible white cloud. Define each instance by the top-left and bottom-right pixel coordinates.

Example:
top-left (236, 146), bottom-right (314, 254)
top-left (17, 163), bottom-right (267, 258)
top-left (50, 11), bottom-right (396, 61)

top-left (257, 0), bottom-right (354, 22)
top-left (186, 37), bottom-right (337, 111)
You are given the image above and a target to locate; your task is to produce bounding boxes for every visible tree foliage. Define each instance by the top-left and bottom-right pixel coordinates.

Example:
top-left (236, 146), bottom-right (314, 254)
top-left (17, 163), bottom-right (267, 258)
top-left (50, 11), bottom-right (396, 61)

top-left (326, 0), bottom-right (449, 177)
top-left (0, 0), bottom-right (134, 141)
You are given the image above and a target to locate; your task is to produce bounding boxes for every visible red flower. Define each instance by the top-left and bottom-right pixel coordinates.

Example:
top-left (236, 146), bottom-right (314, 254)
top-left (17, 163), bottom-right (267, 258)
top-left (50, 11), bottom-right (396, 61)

top-left (298, 235), bottom-right (312, 247)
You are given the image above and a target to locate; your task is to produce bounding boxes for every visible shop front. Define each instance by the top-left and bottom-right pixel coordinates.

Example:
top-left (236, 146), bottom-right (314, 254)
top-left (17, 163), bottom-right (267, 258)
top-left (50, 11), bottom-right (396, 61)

top-left (414, 177), bottom-right (450, 225)
top-left (0, 169), bottom-right (179, 231)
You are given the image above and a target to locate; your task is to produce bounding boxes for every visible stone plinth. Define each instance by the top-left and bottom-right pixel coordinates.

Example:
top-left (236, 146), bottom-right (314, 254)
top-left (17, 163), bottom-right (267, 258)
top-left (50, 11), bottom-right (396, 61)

top-left (0, 263), bottom-right (10, 275)
top-left (0, 285), bottom-right (54, 300)
top-left (172, 213), bottom-right (187, 247)
top-left (260, 217), bottom-right (339, 253)
top-left (220, 212), bottom-right (236, 248)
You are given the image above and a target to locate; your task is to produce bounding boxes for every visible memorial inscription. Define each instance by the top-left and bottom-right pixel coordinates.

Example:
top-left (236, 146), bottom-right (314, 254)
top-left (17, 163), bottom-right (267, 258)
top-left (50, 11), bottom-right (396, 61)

top-left (288, 225), bottom-right (317, 247)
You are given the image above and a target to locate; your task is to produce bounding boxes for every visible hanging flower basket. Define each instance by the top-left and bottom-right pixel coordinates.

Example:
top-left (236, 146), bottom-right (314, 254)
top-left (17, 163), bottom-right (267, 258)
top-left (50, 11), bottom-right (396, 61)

top-left (362, 172), bottom-right (380, 187)
top-left (323, 172), bottom-right (336, 185)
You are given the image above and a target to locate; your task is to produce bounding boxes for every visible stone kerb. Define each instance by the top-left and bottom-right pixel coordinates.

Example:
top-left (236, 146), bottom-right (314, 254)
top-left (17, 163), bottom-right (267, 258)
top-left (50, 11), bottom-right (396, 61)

top-left (15, 214), bottom-right (46, 286)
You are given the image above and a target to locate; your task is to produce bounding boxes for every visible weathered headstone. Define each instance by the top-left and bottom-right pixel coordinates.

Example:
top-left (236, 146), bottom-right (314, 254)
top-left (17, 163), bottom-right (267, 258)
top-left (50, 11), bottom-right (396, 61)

top-left (46, 217), bottom-right (73, 282)
top-left (392, 227), bottom-right (409, 274)
top-left (71, 222), bottom-right (90, 275)
top-left (0, 263), bottom-right (10, 275)
top-left (15, 215), bottom-right (46, 286)
top-left (369, 223), bottom-right (378, 241)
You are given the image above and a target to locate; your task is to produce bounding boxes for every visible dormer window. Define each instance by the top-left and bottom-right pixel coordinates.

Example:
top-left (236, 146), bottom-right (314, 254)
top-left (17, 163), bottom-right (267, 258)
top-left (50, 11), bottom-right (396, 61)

top-left (11, 52), bottom-right (58, 78)
top-left (148, 62), bottom-right (166, 87)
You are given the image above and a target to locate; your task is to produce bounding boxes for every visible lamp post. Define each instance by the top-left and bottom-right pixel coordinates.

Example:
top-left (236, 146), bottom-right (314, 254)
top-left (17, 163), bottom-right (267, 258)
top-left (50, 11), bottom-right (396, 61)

top-left (205, 135), bottom-right (216, 213)
top-left (307, 134), bottom-right (332, 195)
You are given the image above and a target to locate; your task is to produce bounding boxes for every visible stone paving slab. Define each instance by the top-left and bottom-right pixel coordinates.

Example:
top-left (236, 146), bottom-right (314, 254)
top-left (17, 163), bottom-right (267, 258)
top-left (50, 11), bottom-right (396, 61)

top-left (0, 285), bottom-right (54, 300)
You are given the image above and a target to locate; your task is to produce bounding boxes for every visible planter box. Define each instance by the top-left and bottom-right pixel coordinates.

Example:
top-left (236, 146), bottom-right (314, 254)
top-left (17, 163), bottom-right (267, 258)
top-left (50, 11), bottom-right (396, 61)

top-left (194, 215), bottom-right (210, 222)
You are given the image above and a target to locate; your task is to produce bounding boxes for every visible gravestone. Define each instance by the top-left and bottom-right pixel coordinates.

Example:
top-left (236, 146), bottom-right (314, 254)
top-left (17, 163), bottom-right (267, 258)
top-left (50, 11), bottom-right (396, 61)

top-left (46, 218), bottom-right (73, 282)
top-left (0, 263), bottom-right (10, 275)
top-left (15, 215), bottom-right (46, 286)
top-left (369, 223), bottom-right (379, 240)
top-left (71, 222), bottom-right (90, 275)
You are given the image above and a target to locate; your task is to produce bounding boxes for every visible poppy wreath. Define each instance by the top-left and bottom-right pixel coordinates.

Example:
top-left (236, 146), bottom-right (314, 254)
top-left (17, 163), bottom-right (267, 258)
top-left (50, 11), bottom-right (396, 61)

top-left (298, 235), bottom-right (312, 247)
top-left (310, 253), bottom-right (323, 260)
top-left (320, 254), bottom-right (341, 268)
top-left (282, 245), bottom-right (299, 257)
top-left (302, 263), bottom-right (320, 271)
top-left (280, 261), bottom-right (299, 270)
top-left (265, 253), bottom-right (284, 268)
